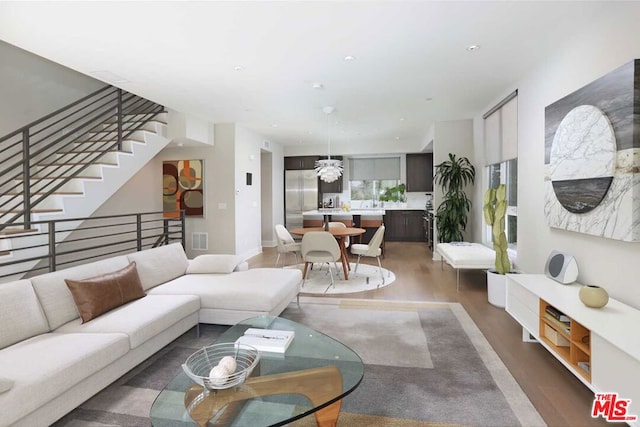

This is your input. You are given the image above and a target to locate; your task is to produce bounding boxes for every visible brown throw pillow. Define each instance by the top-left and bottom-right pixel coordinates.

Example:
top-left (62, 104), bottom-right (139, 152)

top-left (65, 261), bottom-right (145, 323)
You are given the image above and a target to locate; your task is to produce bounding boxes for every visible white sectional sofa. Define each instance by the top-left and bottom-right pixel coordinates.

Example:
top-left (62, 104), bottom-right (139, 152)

top-left (0, 243), bottom-right (302, 427)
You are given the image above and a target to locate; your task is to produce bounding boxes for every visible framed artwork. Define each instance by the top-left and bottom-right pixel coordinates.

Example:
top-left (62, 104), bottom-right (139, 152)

top-left (544, 59), bottom-right (640, 241)
top-left (163, 160), bottom-right (204, 217)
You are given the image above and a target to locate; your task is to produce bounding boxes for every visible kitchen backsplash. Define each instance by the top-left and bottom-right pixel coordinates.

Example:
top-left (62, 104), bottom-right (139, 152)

top-left (322, 192), bottom-right (430, 210)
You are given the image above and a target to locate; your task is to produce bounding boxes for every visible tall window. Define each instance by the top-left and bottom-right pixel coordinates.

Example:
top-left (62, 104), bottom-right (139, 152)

top-left (349, 157), bottom-right (400, 203)
top-left (487, 159), bottom-right (518, 251)
top-left (484, 91), bottom-right (518, 254)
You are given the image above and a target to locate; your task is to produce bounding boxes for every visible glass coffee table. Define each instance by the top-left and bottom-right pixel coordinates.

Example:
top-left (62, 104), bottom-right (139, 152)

top-left (150, 316), bottom-right (364, 426)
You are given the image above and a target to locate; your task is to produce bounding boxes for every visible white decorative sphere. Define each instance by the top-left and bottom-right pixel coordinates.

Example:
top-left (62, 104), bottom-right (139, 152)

top-left (208, 365), bottom-right (230, 385)
top-left (218, 356), bottom-right (237, 374)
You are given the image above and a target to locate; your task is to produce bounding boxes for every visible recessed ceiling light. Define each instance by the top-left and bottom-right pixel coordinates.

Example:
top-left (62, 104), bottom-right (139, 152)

top-left (344, 55), bottom-right (356, 61)
top-left (395, 136), bottom-right (400, 140)
top-left (312, 82), bottom-right (324, 90)
top-left (466, 45), bottom-right (481, 52)
top-left (234, 65), bottom-right (244, 71)
top-left (272, 124), bottom-right (278, 127)
top-left (400, 118), bottom-right (405, 121)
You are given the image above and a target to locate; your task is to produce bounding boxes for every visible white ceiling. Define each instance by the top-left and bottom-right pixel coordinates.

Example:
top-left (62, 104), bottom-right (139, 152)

top-left (0, 1), bottom-right (611, 151)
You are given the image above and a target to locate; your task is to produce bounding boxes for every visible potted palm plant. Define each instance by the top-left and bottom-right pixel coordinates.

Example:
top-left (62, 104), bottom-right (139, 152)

top-left (483, 184), bottom-right (512, 307)
top-left (433, 153), bottom-right (475, 243)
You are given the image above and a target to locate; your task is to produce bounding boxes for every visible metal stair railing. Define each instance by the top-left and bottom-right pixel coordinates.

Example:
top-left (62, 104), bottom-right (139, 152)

top-left (0, 86), bottom-right (165, 230)
top-left (0, 210), bottom-right (185, 280)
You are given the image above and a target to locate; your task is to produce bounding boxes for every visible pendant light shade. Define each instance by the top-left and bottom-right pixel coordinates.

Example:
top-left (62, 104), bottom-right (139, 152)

top-left (315, 106), bottom-right (343, 183)
top-left (315, 158), bottom-right (343, 182)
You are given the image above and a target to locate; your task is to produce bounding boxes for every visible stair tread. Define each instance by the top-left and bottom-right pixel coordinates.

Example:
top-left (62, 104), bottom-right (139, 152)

top-left (61, 150), bottom-right (132, 154)
top-left (0, 228), bottom-right (38, 236)
top-left (74, 138), bottom-right (145, 144)
top-left (101, 118), bottom-right (167, 125)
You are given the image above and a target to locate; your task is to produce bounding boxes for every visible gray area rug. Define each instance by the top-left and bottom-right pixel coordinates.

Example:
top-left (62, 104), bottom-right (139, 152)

top-left (53, 298), bottom-right (545, 427)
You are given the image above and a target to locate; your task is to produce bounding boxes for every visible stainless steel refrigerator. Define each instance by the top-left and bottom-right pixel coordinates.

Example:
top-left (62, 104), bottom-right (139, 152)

top-left (285, 169), bottom-right (318, 229)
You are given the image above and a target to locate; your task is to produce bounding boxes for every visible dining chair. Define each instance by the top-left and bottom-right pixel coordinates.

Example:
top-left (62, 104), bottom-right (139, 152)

top-left (358, 215), bottom-right (385, 255)
top-left (328, 221), bottom-right (350, 249)
top-left (274, 224), bottom-right (302, 267)
top-left (301, 231), bottom-right (342, 293)
top-left (350, 225), bottom-right (387, 286)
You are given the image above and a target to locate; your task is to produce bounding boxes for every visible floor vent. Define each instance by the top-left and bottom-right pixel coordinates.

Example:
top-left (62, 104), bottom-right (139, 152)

top-left (192, 232), bottom-right (208, 251)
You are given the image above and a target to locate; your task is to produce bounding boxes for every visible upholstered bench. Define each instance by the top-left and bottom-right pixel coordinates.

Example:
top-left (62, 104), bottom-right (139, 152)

top-left (436, 242), bottom-right (495, 290)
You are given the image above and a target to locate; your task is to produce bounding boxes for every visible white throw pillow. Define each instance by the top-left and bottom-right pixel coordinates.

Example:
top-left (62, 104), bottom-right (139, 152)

top-left (0, 377), bottom-right (14, 394)
top-left (186, 255), bottom-right (244, 274)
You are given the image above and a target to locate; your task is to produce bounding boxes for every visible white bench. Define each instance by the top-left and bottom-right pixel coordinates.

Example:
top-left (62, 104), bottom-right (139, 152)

top-left (436, 243), bottom-right (495, 290)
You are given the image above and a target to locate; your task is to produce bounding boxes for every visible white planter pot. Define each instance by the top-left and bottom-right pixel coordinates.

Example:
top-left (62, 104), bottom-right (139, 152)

top-left (486, 269), bottom-right (507, 308)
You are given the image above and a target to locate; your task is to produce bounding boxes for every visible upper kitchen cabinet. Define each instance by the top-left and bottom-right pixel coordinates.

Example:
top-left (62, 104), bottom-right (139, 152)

top-left (406, 153), bottom-right (433, 192)
top-left (284, 156), bottom-right (320, 170)
top-left (318, 156), bottom-right (343, 194)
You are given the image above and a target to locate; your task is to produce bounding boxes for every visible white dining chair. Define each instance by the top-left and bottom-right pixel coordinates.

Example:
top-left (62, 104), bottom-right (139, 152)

top-left (274, 224), bottom-right (301, 267)
top-left (350, 225), bottom-right (386, 286)
top-left (301, 231), bottom-right (342, 293)
top-left (328, 221), bottom-right (350, 249)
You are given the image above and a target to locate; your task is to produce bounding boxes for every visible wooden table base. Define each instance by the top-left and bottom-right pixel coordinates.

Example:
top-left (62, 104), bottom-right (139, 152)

top-left (184, 365), bottom-right (343, 427)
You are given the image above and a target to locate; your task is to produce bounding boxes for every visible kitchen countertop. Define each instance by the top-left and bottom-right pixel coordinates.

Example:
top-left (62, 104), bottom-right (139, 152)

top-left (303, 209), bottom-right (385, 216)
top-left (303, 207), bottom-right (425, 216)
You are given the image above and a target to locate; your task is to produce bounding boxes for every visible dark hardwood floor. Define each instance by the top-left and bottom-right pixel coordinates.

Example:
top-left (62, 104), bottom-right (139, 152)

top-left (249, 241), bottom-right (607, 427)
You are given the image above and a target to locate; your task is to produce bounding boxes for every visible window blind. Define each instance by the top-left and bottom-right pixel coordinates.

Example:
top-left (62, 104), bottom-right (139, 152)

top-left (349, 157), bottom-right (400, 180)
top-left (484, 90), bottom-right (518, 165)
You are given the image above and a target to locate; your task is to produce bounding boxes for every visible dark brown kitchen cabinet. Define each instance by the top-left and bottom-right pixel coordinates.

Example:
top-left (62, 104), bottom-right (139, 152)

top-left (406, 153), bottom-right (433, 192)
top-left (384, 210), bottom-right (426, 242)
top-left (318, 156), bottom-right (343, 194)
top-left (284, 156), bottom-right (320, 170)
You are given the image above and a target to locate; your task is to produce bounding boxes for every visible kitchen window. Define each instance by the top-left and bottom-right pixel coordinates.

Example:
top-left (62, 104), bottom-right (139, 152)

top-left (483, 90), bottom-right (518, 254)
top-left (350, 180), bottom-right (399, 202)
top-left (486, 159), bottom-right (518, 251)
top-left (349, 157), bottom-right (400, 204)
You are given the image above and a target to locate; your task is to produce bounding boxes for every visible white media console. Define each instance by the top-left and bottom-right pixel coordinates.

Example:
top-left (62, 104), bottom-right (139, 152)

top-left (506, 274), bottom-right (640, 426)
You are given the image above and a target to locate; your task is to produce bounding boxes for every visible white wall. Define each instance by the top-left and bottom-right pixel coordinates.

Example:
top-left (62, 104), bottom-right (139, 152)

top-left (261, 141), bottom-right (285, 247)
top-left (234, 126), bottom-right (264, 259)
top-left (93, 123), bottom-right (284, 260)
top-left (0, 41), bottom-right (105, 136)
top-left (93, 124), bottom-right (237, 257)
top-left (471, 3), bottom-right (640, 309)
top-left (432, 119), bottom-right (475, 245)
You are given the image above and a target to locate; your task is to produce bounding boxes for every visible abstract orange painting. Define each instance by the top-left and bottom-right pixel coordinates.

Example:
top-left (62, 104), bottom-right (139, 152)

top-left (163, 160), bottom-right (204, 217)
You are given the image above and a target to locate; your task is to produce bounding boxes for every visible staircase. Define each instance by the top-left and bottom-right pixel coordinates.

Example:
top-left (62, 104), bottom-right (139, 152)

top-left (0, 86), bottom-right (170, 281)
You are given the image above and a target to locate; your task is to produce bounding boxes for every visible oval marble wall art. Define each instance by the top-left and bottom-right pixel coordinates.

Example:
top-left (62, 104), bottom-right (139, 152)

top-left (549, 105), bottom-right (615, 214)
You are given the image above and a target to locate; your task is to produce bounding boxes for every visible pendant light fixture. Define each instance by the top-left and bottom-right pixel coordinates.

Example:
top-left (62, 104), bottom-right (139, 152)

top-left (315, 106), bottom-right (343, 183)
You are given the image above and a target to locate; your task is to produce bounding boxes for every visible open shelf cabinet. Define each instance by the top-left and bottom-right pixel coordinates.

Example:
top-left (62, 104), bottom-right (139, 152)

top-left (539, 299), bottom-right (591, 382)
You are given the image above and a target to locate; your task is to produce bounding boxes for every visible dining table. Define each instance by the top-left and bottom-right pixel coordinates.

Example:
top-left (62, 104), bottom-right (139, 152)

top-left (290, 227), bottom-right (365, 280)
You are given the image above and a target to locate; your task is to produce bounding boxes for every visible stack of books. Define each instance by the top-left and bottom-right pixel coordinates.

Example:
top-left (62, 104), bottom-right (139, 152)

top-left (235, 328), bottom-right (295, 354)
top-left (544, 305), bottom-right (571, 334)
